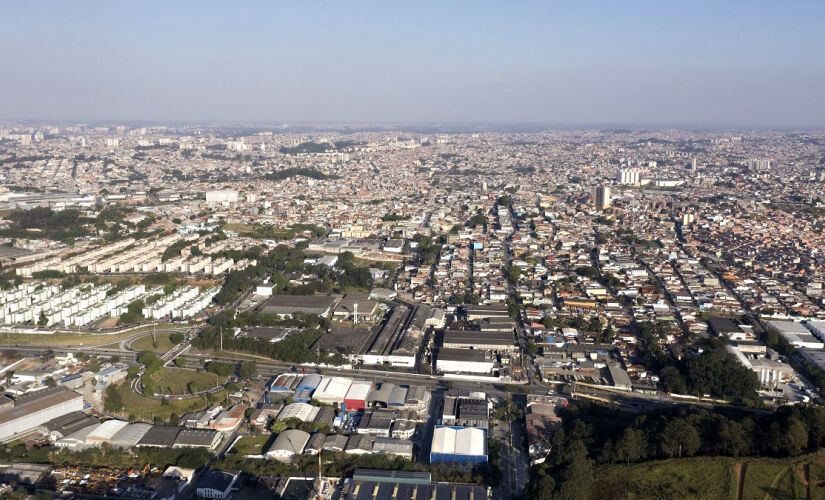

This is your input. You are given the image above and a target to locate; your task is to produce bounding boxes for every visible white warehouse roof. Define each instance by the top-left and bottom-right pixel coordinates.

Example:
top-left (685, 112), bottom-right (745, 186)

top-left (313, 377), bottom-right (353, 402)
top-left (110, 423), bottom-right (153, 448)
top-left (431, 427), bottom-right (485, 457)
top-left (86, 419), bottom-right (129, 442)
top-left (345, 381), bottom-right (373, 401)
top-left (277, 403), bottom-right (319, 422)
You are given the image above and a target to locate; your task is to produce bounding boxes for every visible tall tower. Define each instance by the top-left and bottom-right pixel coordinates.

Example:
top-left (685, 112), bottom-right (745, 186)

top-left (593, 185), bottom-right (611, 210)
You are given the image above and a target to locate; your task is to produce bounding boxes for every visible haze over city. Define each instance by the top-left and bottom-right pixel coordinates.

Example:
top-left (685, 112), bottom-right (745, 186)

top-left (2, 1), bottom-right (825, 127)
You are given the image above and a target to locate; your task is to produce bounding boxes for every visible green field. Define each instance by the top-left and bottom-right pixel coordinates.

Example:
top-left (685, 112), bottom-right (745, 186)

top-left (145, 367), bottom-right (226, 395)
top-left (230, 434), bottom-right (274, 456)
top-left (594, 456), bottom-right (734, 499)
top-left (109, 379), bottom-right (229, 421)
top-left (592, 452), bottom-right (825, 500)
top-left (130, 332), bottom-right (178, 353)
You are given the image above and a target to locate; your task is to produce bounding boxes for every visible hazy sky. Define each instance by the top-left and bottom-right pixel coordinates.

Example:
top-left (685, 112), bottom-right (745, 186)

top-left (2, 1), bottom-right (824, 127)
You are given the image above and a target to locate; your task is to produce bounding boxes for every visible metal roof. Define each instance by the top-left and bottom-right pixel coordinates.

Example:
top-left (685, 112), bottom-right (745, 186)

top-left (86, 419), bottom-right (128, 442)
top-left (268, 429), bottom-right (310, 455)
top-left (110, 423), bottom-right (153, 447)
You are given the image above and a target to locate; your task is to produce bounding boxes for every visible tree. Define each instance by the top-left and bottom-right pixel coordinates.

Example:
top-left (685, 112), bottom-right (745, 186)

top-left (103, 384), bottom-right (124, 413)
top-left (169, 332), bottom-right (184, 344)
top-left (44, 376), bottom-right (57, 388)
top-left (174, 358), bottom-right (186, 368)
top-left (614, 427), bottom-right (646, 465)
top-left (556, 440), bottom-right (594, 500)
top-left (239, 361), bottom-right (257, 380)
top-left (659, 365), bottom-right (687, 394)
top-left (206, 361), bottom-right (235, 377)
top-left (659, 418), bottom-right (700, 458)
top-left (38, 311), bottom-right (48, 326)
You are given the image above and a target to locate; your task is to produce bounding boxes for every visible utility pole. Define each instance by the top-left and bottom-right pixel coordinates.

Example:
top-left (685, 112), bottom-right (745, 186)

top-left (317, 449), bottom-right (323, 500)
top-left (220, 326), bottom-right (223, 351)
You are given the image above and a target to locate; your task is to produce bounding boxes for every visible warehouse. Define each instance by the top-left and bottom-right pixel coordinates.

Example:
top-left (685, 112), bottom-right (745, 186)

top-left (259, 295), bottom-right (336, 318)
top-left (40, 411), bottom-right (99, 441)
top-left (314, 406), bottom-right (335, 427)
top-left (86, 419), bottom-right (128, 443)
top-left (388, 386), bottom-right (408, 408)
top-left (358, 306), bottom-right (413, 366)
top-left (297, 373), bottom-right (322, 392)
top-left (0, 387), bottom-right (84, 442)
top-left (333, 293), bottom-right (380, 323)
top-left (313, 377), bottom-right (353, 405)
top-left (366, 383), bottom-right (397, 409)
top-left (435, 348), bottom-right (494, 374)
top-left (341, 469), bottom-right (487, 500)
top-left (768, 320), bottom-right (824, 349)
top-left (174, 428), bottom-right (221, 449)
top-left (476, 317), bottom-right (517, 333)
top-left (464, 305), bottom-right (510, 321)
top-left (304, 432), bottom-right (326, 455)
top-left (344, 381), bottom-right (373, 411)
top-left (277, 402), bottom-right (319, 423)
top-left (322, 434), bottom-right (349, 453)
top-left (265, 429), bottom-right (310, 462)
top-left (55, 423), bottom-right (100, 450)
top-left (138, 425), bottom-right (182, 447)
top-left (269, 374), bottom-right (301, 393)
top-left (430, 426), bottom-right (487, 464)
top-left (404, 386), bottom-right (431, 413)
top-left (109, 422), bottom-right (153, 448)
top-left (372, 437), bottom-right (413, 460)
top-left (441, 331), bottom-right (516, 352)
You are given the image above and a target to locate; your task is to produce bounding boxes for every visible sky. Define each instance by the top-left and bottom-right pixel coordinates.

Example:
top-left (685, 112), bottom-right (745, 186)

top-left (1, 1), bottom-right (824, 127)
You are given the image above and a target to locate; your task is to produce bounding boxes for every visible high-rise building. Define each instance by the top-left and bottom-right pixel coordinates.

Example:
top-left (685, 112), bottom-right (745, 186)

top-left (617, 168), bottom-right (640, 185)
top-left (690, 158), bottom-right (697, 170)
top-left (593, 186), bottom-right (611, 210)
top-left (747, 159), bottom-right (771, 172)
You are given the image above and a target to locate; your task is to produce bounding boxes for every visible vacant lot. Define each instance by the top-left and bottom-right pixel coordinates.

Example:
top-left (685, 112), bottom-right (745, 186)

top-left (593, 451), bottom-right (825, 500)
top-left (230, 434), bottom-right (274, 456)
top-left (595, 456), bottom-right (733, 500)
top-left (145, 367), bottom-right (226, 395)
top-left (110, 379), bottom-right (229, 421)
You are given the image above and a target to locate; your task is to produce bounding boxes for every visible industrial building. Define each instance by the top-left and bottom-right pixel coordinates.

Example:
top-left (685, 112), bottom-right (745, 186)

top-left (340, 469), bottom-right (488, 500)
top-left (357, 306), bottom-right (420, 367)
top-left (464, 305), bottom-right (510, 321)
top-left (768, 320), bottom-right (824, 349)
top-left (265, 429), bottom-right (310, 462)
top-left (313, 376), bottom-right (353, 406)
top-left (436, 348), bottom-right (494, 374)
top-left (441, 330), bottom-right (516, 352)
top-left (429, 426), bottom-right (487, 464)
top-left (344, 381), bottom-right (373, 411)
top-left (205, 189), bottom-right (239, 203)
top-left (259, 295), bottom-right (337, 317)
top-left (0, 387), bottom-right (84, 442)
